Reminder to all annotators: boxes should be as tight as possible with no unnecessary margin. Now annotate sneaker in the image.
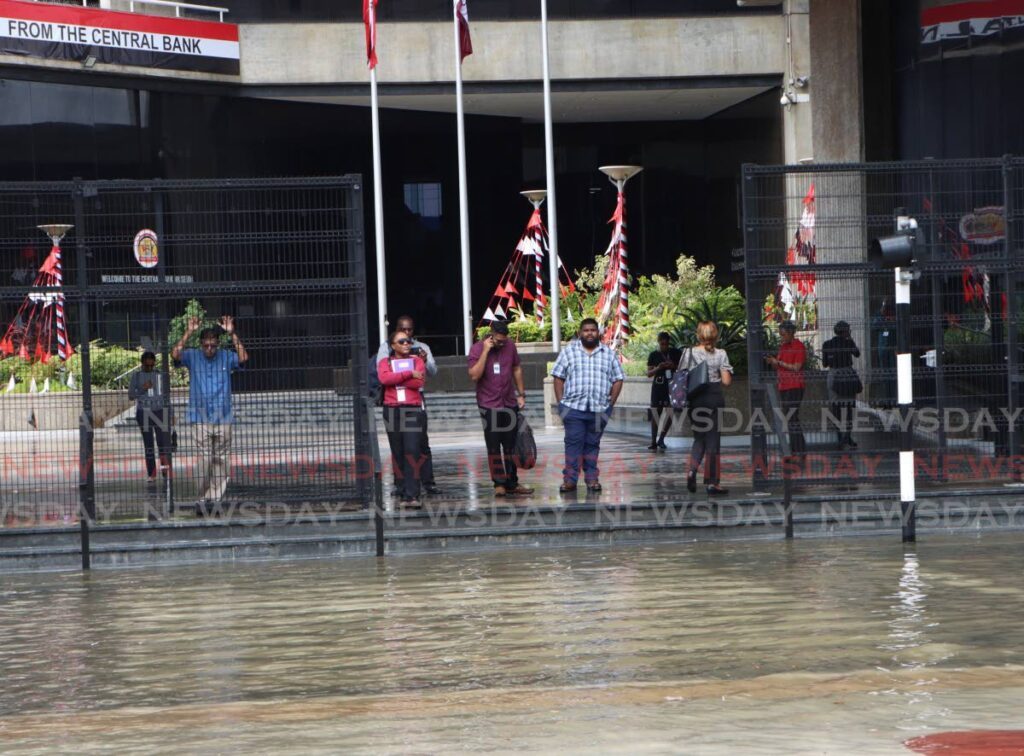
[507,485,534,496]
[494,485,508,497]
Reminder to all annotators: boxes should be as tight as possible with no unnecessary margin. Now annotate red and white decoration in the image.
[1,232,74,365]
[480,201,574,327]
[596,192,630,349]
[775,182,817,329]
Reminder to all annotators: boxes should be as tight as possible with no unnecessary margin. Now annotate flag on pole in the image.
[363,0,379,69]
[455,0,473,62]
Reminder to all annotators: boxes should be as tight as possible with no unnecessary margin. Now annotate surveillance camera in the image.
[780,93,792,106]
[794,76,809,88]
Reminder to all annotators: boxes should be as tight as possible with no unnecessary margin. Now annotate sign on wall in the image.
[0,0,239,75]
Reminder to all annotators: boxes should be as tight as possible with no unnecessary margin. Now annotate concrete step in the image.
[2,491,1020,572]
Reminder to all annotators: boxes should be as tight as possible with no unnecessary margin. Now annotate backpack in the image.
[668,349,709,411]
[367,353,384,406]
[513,412,537,470]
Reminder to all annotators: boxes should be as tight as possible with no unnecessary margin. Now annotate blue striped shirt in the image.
[180,348,240,423]
[550,339,625,413]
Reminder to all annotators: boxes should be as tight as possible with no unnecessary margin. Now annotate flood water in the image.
[1,535,1023,754]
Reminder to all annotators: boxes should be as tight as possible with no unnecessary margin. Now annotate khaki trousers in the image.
[194,423,233,502]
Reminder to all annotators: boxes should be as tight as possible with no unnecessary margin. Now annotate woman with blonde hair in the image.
[686,320,733,495]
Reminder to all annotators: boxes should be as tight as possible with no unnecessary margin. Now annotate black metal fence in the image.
[0,177,370,527]
[743,157,1023,492]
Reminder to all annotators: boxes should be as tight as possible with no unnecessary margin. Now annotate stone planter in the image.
[0,390,134,432]
[514,340,554,355]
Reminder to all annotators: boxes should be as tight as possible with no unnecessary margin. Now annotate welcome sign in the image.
[0,0,239,75]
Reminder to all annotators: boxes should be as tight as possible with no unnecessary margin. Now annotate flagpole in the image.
[370,64,388,345]
[540,0,561,351]
[454,4,473,354]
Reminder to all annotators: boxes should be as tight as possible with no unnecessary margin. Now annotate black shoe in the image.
[657,440,668,450]
[559,481,577,493]
[647,443,658,451]
[686,471,697,493]
[423,485,442,496]
[586,481,602,492]
[846,437,858,449]
[706,485,729,496]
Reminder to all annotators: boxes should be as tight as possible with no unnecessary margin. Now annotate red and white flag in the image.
[455,0,473,62]
[363,0,378,69]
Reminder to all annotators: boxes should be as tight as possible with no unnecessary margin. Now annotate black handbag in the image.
[686,351,710,399]
[833,367,863,397]
[513,413,537,469]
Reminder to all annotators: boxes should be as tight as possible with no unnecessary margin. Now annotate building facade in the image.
[1,0,1021,349]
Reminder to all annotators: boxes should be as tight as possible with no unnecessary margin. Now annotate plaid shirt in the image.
[551,339,625,412]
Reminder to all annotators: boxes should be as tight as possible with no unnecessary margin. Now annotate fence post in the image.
[1004,157,1020,479]
[153,182,174,519]
[925,167,948,481]
[741,165,769,491]
[73,179,96,569]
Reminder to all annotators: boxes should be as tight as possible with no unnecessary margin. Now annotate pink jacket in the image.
[377,355,426,407]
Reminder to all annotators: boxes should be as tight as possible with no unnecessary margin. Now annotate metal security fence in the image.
[742,158,1024,492]
[0,177,370,527]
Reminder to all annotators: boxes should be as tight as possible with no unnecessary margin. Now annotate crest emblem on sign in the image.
[134,229,159,268]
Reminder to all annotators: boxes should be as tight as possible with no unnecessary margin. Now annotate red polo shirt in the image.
[777,339,806,391]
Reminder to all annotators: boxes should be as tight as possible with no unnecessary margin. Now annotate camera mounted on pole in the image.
[869,208,919,275]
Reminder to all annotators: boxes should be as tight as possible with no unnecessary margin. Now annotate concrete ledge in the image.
[4,489,1023,572]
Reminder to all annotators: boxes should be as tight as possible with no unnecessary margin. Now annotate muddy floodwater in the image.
[2,534,1023,754]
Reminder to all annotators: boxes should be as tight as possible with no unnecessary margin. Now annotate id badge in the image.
[396,387,407,403]
[666,370,673,380]
[493,362,501,375]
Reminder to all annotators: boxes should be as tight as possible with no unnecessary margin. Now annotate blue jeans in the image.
[560,404,609,483]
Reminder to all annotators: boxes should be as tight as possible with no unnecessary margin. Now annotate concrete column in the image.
[808,0,865,162]
[781,0,813,165]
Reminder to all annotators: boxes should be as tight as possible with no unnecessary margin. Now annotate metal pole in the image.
[895,265,916,542]
[73,181,96,569]
[154,186,173,520]
[370,63,388,345]
[540,0,561,351]
[1003,157,1020,479]
[454,4,473,354]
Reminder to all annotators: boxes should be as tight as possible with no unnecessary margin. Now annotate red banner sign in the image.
[0,0,239,74]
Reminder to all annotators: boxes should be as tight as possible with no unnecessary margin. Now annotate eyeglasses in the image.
[395,338,411,345]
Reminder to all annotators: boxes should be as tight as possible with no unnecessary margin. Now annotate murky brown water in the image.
[1,535,1023,754]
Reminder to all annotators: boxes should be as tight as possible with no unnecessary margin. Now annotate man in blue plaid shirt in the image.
[551,318,625,493]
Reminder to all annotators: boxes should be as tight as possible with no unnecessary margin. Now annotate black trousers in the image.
[479,407,519,488]
[779,387,807,455]
[382,406,428,500]
[392,403,435,487]
[136,407,172,478]
[688,384,724,485]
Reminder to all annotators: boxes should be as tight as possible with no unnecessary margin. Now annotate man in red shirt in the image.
[766,320,806,455]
